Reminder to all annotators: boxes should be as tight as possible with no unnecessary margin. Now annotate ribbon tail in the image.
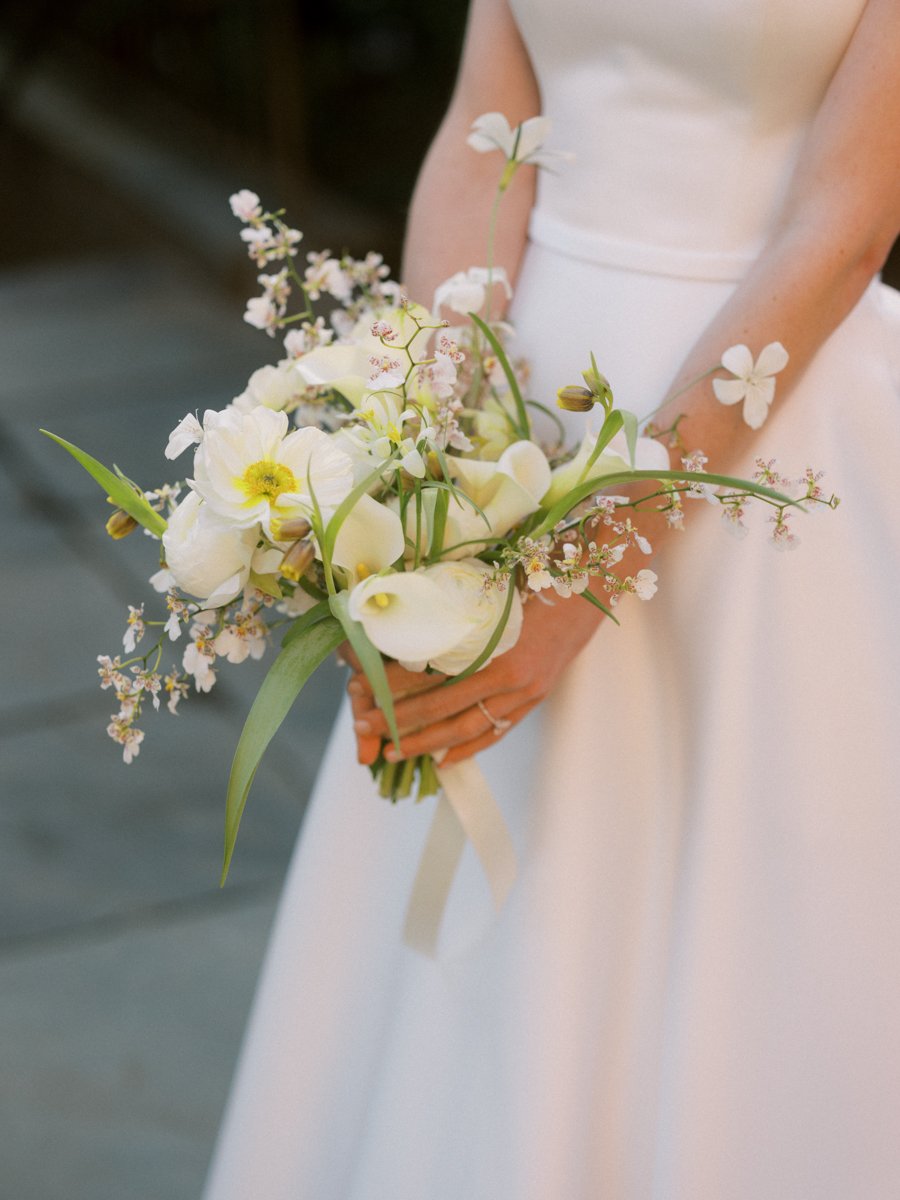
[402,757,518,957]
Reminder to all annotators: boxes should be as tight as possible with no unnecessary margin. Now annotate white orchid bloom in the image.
[165,413,204,461]
[712,342,789,429]
[231,360,305,414]
[420,559,523,676]
[347,570,471,666]
[542,428,670,508]
[228,190,262,222]
[633,569,659,600]
[163,491,260,608]
[433,267,512,317]
[191,405,354,538]
[341,391,428,479]
[331,494,405,585]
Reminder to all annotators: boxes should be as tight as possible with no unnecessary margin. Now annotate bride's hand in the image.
[347,589,604,767]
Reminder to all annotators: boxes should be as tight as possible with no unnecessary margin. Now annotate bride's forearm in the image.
[658,219,894,470]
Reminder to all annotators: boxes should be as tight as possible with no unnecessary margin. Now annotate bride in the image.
[205,0,900,1195]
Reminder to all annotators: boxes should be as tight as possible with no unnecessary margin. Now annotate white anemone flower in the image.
[347,570,471,666]
[712,342,789,429]
[433,267,512,317]
[467,113,572,171]
[331,494,405,585]
[419,559,523,676]
[191,406,354,538]
[542,429,670,508]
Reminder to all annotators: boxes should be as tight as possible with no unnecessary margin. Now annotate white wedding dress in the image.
[205,1,900,1196]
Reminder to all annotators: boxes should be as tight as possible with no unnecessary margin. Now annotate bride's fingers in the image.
[354,660,526,739]
[382,689,530,760]
[438,699,542,766]
[347,660,445,705]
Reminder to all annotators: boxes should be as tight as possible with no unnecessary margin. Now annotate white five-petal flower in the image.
[467,113,569,170]
[712,342,789,429]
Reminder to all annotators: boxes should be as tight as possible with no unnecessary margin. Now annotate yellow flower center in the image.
[372,593,391,609]
[238,459,298,504]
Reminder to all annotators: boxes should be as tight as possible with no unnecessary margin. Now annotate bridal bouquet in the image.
[43,113,837,884]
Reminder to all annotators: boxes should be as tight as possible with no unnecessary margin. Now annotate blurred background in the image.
[0,2,466,1197]
[1,3,897,1197]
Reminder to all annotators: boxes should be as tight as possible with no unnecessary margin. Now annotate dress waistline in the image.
[528,209,758,283]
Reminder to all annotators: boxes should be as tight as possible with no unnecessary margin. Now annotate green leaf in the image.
[328,590,400,749]
[469,314,530,439]
[40,430,167,537]
[428,484,450,559]
[442,574,516,684]
[620,409,639,467]
[221,614,343,884]
[532,467,796,539]
[578,587,620,624]
[587,408,624,467]
[281,598,334,647]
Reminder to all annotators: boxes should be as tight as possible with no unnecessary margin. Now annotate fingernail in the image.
[347,680,364,695]
[385,748,399,762]
[354,719,371,734]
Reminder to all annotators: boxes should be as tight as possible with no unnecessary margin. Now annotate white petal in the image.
[754,341,789,377]
[331,495,405,577]
[514,116,552,162]
[712,377,749,405]
[466,112,513,155]
[720,344,754,378]
[347,572,470,662]
[496,440,552,504]
[165,413,203,460]
[742,380,775,429]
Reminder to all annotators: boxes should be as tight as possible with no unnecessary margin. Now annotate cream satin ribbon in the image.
[402,757,518,957]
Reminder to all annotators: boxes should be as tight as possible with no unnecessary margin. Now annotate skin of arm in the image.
[349,0,900,767]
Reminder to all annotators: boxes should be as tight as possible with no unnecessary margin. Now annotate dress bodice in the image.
[510,0,867,278]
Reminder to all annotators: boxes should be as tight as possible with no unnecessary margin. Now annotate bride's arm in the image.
[351,0,900,767]
[399,0,539,303]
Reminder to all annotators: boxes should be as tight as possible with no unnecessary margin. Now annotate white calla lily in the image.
[331,494,405,584]
[347,570,471,665]
[542,428,670,508]
[439,440,552,557]
[293,341,373,406]
[422,559,523,675]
